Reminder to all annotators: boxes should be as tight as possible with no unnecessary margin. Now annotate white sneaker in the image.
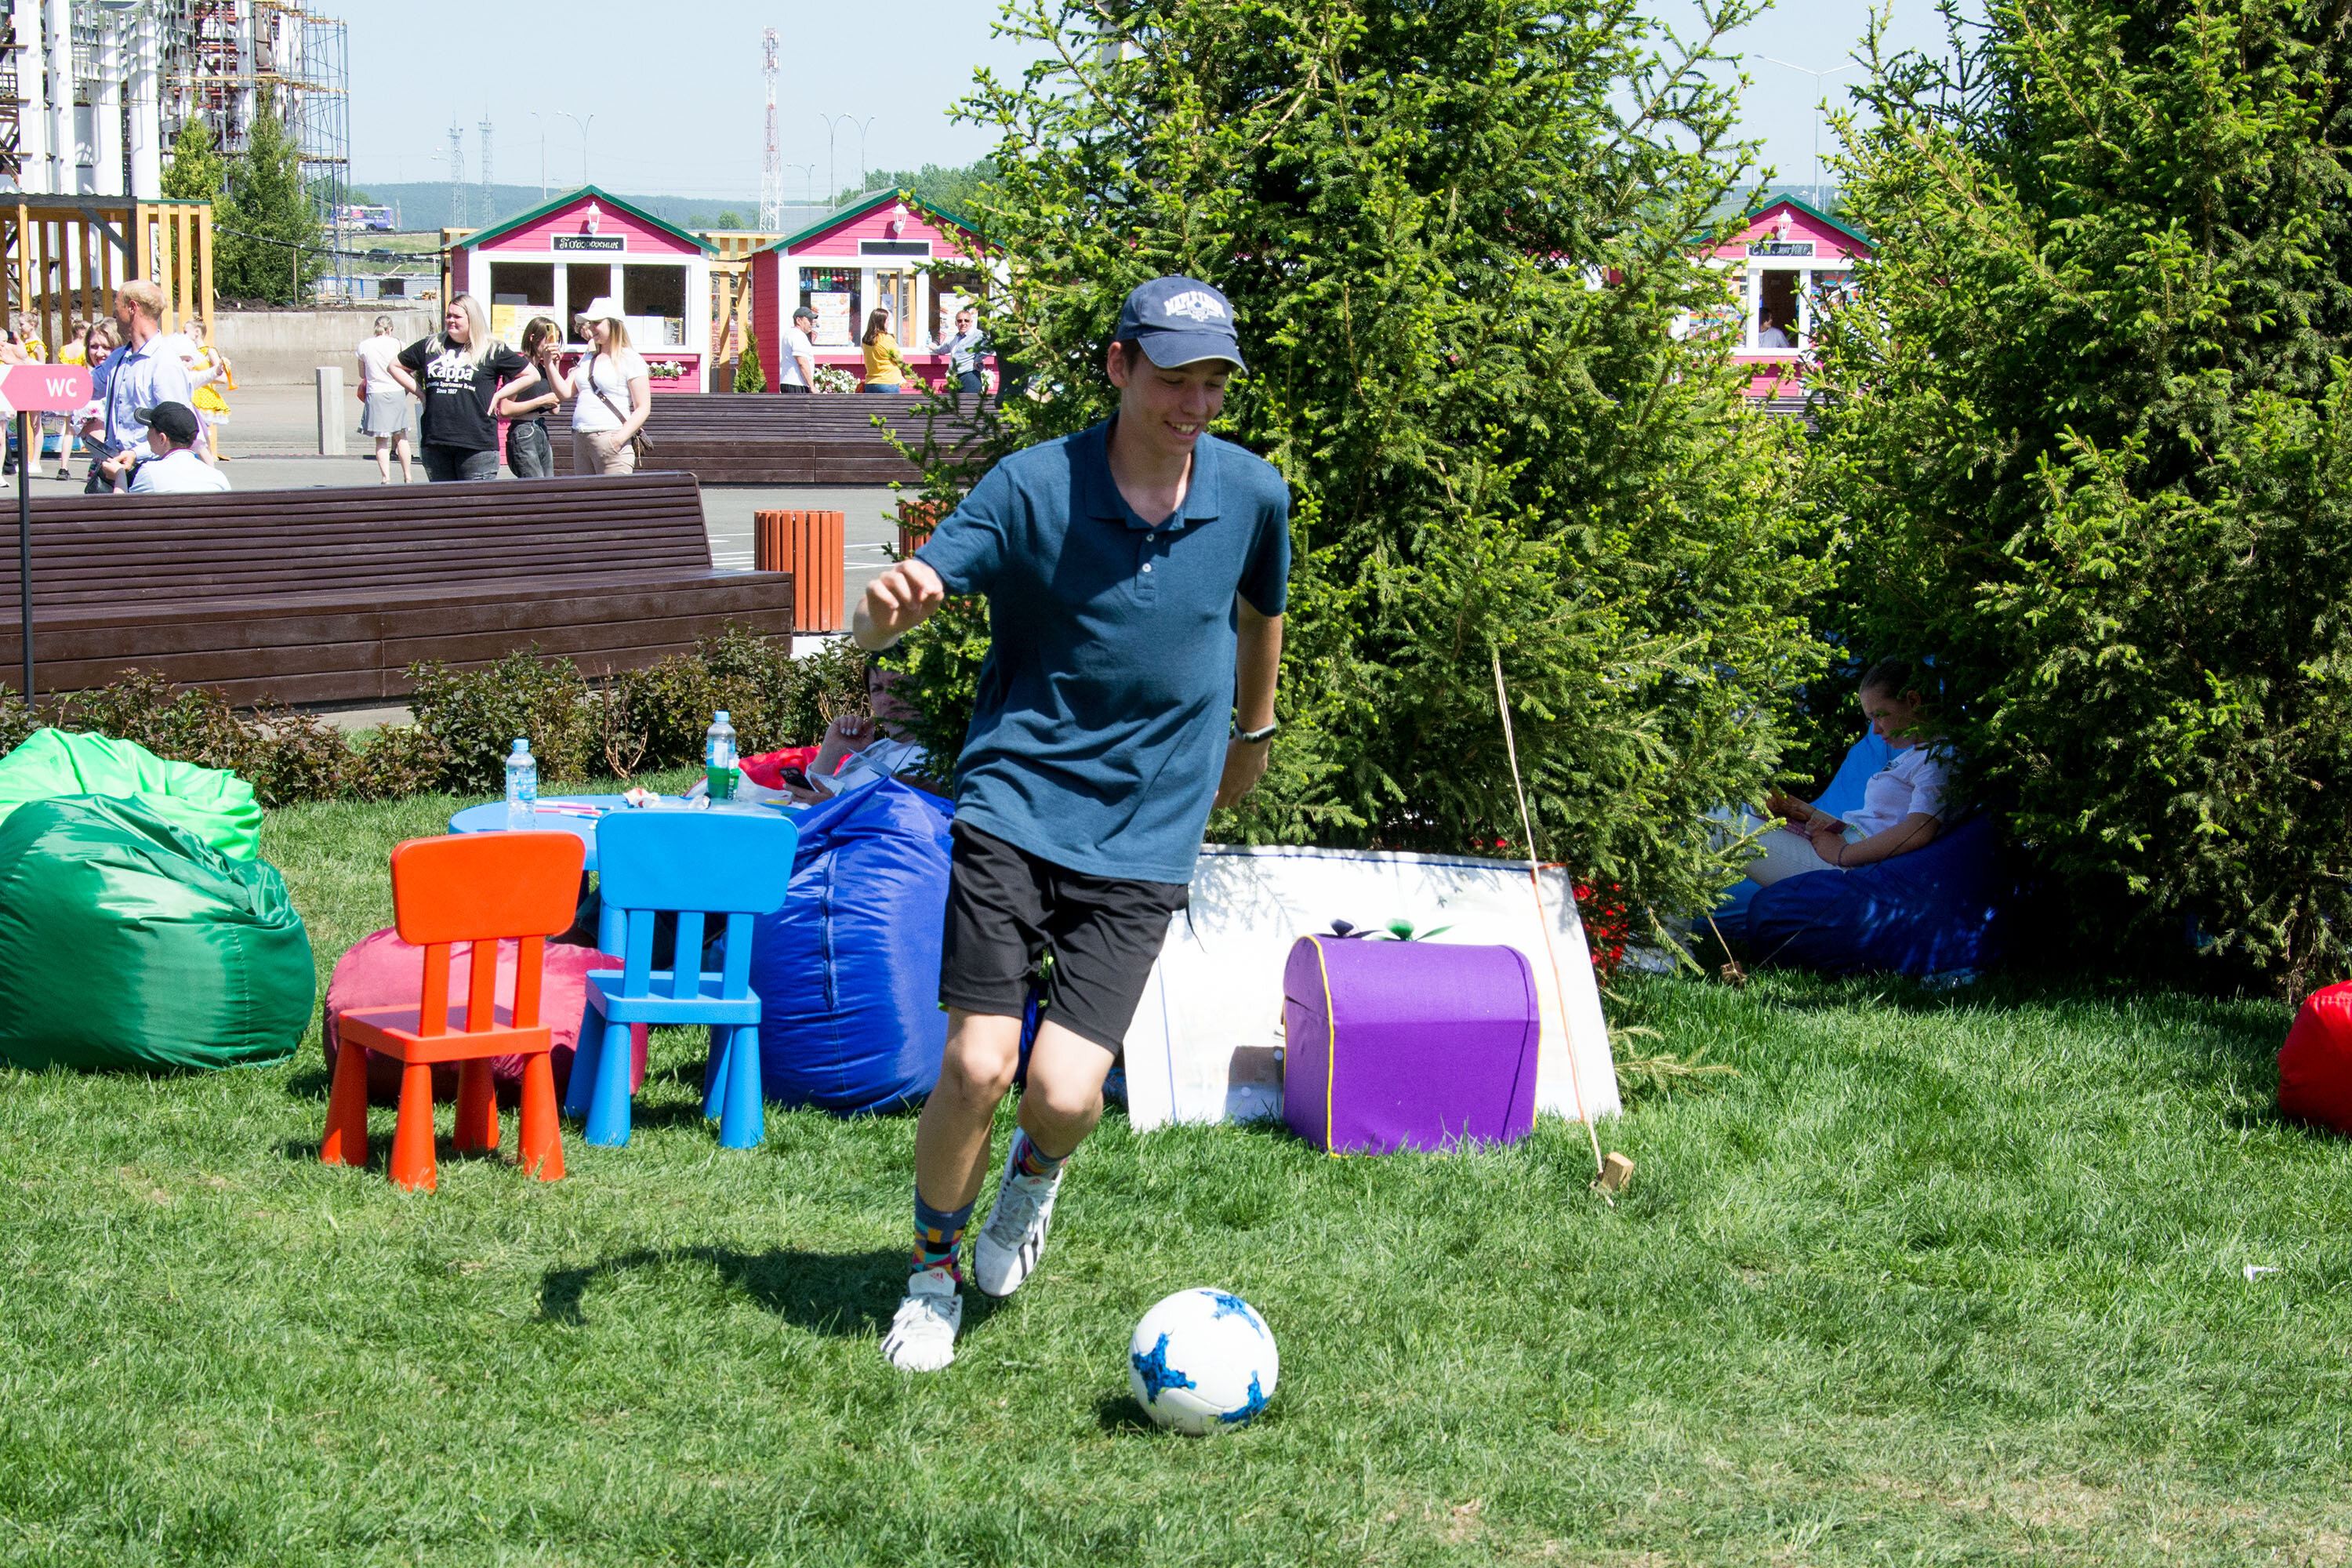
[880,1266,963,1372]
[972,1142,1064,1299]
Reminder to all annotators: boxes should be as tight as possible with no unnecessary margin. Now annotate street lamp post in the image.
[1757,56,1861,201]
[817,114,880,204]
[528,111,547,200]
[816,114,849,204]
[851,116,876,194]
[555,111,594,187]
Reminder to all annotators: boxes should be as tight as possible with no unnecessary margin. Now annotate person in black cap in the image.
[122,400,228,494]
[854,275,1290,1373]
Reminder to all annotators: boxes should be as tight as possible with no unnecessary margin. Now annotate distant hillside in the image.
[346,182,830,234]
[343,158,996,236]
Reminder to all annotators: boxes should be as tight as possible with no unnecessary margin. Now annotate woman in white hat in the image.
[546,296,649,475]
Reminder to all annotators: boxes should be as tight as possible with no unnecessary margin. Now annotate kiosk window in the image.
[1756,270,1798,344]
[622,265,686,320]
[566,264,613,339]
[488,261,554,307]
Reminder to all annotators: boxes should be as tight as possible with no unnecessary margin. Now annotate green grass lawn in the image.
[2,789,2349,1564]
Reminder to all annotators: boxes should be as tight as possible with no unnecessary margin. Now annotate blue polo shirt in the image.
[914,419,1290,884]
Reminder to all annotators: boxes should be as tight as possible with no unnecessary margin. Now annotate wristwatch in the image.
[1233,720,1279,745]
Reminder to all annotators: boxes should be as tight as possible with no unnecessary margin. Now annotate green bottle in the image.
[704,710,739,802]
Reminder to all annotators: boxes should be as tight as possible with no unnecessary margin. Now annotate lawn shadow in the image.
[273,1132,528,1172]
[537,1245,913,1337]
[1094,1390,1162,1435]
[1225,1112,1309,1147]
[624,1097,727,1131]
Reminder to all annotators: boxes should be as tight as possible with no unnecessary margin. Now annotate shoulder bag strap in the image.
[586,350,652,456]
[586,350,631,425]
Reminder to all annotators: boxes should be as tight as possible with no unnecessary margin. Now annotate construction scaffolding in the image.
[0,9,18,186]
[160,1,350,293]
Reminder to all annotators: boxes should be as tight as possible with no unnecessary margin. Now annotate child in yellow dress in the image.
[186,318,234,464]
[5,311,58,477]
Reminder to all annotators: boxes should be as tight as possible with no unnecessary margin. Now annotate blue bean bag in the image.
[1743,814,2013,978]
[750,779,954,1115]
[1713,731,1892,939]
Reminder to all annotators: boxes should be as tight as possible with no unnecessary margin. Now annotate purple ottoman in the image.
[1282,935,1541,1154]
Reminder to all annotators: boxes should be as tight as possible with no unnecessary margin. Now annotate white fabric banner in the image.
[1122,844,1621,1132]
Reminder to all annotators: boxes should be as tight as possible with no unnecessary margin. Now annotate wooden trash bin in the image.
[896,497,946,561]
[753,509,845,633]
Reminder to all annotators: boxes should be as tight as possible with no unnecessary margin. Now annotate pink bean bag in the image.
[2279,980,2352,1132]
[322,928,646,1107]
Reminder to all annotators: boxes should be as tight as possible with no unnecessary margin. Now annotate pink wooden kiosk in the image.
[746,192,992,391]
[447,186,719,394]
[1686,196,1871,401]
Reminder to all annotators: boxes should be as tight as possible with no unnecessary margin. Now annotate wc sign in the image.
[0,364,91,411]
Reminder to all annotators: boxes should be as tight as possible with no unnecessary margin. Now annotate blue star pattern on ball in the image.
[1130,1333,1196,1403]
[1207,1290,1261,1330]
[1218,1371,1269,1425]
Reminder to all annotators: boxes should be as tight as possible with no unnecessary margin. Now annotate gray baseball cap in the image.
[1115,275,1246,371]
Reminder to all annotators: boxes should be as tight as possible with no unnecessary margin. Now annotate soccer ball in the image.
[1127,1287,1279,1435]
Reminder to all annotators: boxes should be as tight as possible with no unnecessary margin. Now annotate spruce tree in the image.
[214,88,323,304]
[1812,0,2352,995]
[160,119,223,203]
[888,0,1832,931]
[735,330,768,393]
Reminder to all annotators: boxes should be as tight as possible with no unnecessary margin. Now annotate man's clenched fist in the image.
[853,558,948,650]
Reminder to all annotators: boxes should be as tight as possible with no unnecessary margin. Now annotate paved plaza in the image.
[188,383,905,587]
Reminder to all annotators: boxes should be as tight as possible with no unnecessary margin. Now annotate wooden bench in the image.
[548,394,996,486]
[0,471,797,706]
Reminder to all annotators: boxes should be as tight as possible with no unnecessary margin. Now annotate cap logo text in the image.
[1160,290,1229,325]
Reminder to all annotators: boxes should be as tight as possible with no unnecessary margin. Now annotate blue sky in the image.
[348,2,1971,203]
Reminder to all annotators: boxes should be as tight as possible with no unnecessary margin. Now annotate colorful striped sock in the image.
[913,1189,973,1279]
[1011,1128,1069,1182]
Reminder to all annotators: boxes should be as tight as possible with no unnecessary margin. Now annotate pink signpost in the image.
[3,361,93,701]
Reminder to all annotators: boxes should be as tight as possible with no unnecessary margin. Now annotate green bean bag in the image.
[0,729,263,860]
[0,797,313,1072]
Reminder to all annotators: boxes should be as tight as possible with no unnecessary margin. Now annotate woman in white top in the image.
[354,314,413,484]
[1730,659,1953,887]
[547,296,649,476]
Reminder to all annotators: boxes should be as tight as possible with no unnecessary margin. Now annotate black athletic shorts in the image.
[938,820,1189,1053]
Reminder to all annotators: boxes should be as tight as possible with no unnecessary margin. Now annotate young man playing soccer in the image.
[854,276,1290,1372]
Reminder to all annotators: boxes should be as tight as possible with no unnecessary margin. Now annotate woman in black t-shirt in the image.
[389,293,537,481]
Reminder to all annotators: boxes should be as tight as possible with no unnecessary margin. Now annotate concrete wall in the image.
[212,308,439,387]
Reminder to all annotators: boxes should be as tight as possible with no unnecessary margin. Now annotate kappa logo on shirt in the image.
[1160,290,1229,325]
[423,348,479,390]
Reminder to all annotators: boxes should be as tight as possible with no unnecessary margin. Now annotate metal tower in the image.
[759,28,782,230]
[477,110,492,222]
[446,118,466,227]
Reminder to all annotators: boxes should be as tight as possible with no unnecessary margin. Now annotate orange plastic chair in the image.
[321,831,586,1191]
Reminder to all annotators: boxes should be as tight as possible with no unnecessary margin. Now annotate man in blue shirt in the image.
[855,276,1289,1372]
[79,280,192,494]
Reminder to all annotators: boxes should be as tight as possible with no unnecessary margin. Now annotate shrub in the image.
[407,649,601,795]
[64,672,251,774]
[734,332,767,394]
[237,703,356,808]
[1811,0,2352,997]
[0,627,850,807]
[46,675,350,807]
[604,628,866,775]
[345,723,452,802]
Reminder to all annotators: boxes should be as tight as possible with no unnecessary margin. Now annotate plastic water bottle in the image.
[505,739,537,827]
[704,710,739,803]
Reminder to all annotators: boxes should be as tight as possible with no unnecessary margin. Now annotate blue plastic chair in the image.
[565,809,799,1149]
